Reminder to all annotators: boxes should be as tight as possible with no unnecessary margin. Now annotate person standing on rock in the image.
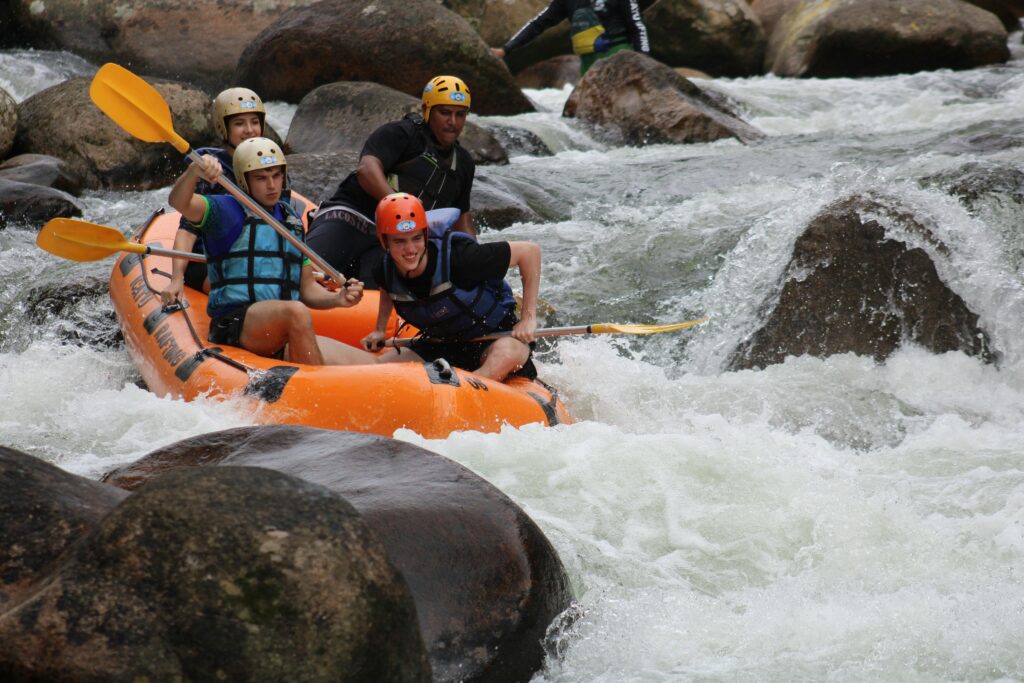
[305,76,477,290]
[361,193,539,382]
[162,87,269,302]
[168,137,375,366]
[491,0,650,76]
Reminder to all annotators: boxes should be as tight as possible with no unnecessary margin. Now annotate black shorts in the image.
[209,305,285,359]
[208,306,249,347]
[407,314,537,379]
[306,208,384,289]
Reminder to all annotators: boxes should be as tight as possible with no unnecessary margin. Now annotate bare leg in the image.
[316,335,379,365]
[474,338,530,381]
[374,348,425,364]
[240,300,323,364]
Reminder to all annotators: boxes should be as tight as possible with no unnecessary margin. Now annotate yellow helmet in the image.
[212,87,265,142]
[422,75,471,122]
[232,137,287,194]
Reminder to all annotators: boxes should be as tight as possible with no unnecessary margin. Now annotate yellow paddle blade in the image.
[89,63,190,153]
[590,318,708,335]
[36,218,143,262]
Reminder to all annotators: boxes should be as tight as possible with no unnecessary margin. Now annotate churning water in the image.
[4,41,1024,681]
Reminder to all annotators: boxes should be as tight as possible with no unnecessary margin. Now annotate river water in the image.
[4,41,1024,681]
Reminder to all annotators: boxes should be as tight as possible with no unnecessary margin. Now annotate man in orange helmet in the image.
[307,75,477,290]
[361,193,540,382]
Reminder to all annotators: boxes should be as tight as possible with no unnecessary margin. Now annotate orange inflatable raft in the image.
[108,202,573,438]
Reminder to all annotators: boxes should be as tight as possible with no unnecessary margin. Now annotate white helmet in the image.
[232,137,287,194]
[212,87,265,142]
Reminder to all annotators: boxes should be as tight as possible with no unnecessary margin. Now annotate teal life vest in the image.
[382,222,515,341]
[206,197,306,318]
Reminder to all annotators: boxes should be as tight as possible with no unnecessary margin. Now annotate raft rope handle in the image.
[132,211,258,377]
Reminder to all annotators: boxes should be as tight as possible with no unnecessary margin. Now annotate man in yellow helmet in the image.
[306,75,477,289]
[491,0,650,76]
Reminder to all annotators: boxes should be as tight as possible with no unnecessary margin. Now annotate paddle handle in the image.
[384,325,593,348]
[185,149,345,285]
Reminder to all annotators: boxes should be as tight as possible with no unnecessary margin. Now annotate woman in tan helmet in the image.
[162,87,268,304]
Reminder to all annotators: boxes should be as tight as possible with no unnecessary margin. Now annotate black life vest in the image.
[383,226,515,341]
[387,114,465,211]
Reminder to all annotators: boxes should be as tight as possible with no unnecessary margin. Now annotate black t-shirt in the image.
[325,117,476,219]
[374,238,511,299]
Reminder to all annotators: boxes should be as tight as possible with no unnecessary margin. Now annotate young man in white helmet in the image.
[163,87,267,302]
[167,137,375,366]
[305,75,477,290]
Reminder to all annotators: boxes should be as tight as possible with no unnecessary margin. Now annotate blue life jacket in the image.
[206,197,306,318]
[382,211,515,341]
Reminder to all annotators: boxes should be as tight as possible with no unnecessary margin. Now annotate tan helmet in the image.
[212,87,266,142]
[232,137,287,194]
[422,75,470,122]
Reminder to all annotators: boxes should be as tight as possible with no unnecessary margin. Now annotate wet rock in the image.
[21,277,122,349]
[286,81,508,166]
[0,88,15,160]
[0,465,430,682]
[235,0,535,116]
[14,77,217,191]
[0,178,83,228]
[730,195,995,370]
[473,171,544,230]
[443,0,552,47]
[482,123,554,158]
[104,425,574,683]
[0,154,83,194]
[1,0,315,89]
[963,0,1024,31]
[922,161,1024,213]
[515,55,581,89]
[564,50,763,146]
[646,0,767,76]
[287,151,360,204]
[749,0,798,40]
[766,0,1009,77]
[0,446,128,612]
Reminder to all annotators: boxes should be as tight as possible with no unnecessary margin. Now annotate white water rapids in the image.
[4,41,1024,680]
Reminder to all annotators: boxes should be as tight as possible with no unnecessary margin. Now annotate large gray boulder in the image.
[0,154,84,194]
[963,0,1024,30]
[0,456,430,682]
[646,0,767,76]
[766,0,1009,77]
[564,50,763,145]
[0,178,83,228]
[0,446,128,612]
[235,0,535,115]
[0,88,15,160]
[1,0,318,89]
[515,55,582,89]
[749,0,799,40]
[13,77,216,190]
[287,150,361,204]
[729,195,995,370]
[286,82,507,166]
[104,425,575,683]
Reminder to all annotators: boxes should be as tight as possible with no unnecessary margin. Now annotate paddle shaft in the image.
[185,150,344,284]
[384,325,595,347]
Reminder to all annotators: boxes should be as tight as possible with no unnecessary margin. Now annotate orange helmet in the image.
[376,192,427,248]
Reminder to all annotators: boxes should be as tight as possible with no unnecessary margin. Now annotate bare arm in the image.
[507,241,541,342]
[299,265,364,309]
[362,291,395,350]
[355,155,396,201]
[169,155,220,224]
[159,229,199,304]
